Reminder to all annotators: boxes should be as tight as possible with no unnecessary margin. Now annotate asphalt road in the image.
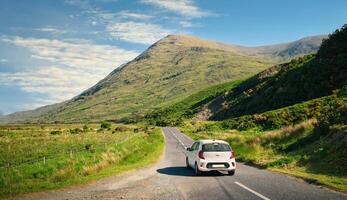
[11,127,347,200]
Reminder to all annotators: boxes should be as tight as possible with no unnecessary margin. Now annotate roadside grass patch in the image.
[180,119,347,192]
[0,124,164,197]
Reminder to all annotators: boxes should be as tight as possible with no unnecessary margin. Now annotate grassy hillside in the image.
[201,26,347,121]
[2,35,275,124]
[145,80,241,125]
[0,123,163,197]
[142,33,332,125]
[1,34,325,124]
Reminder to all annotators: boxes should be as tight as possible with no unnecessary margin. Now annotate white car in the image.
[186,139,236,175]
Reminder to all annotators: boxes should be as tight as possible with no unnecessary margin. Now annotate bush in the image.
[85,144,95,153]
[83,125,89,131]
[50,130,62,135]
[114,126,130,132]
[100,122,111,129]
[69,128,83,134]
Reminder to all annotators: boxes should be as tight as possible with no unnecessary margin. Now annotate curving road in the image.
[12,127,347,200]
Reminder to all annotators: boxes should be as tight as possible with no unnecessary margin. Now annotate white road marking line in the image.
[235,181,271,200]
[166,128,187,149]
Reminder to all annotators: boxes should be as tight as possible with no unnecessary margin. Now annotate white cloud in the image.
[179,20,201,28]
[116,10,153,20]
[34,27,69,34]
[2,36,139,71]
[0,67,100,103]
[0,59,8,63]
[141,0,210,18]
[0,36,139,107]
[107,21,174,44]
[65,0,175,44]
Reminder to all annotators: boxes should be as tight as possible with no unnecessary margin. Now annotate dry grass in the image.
[264,118,317,139]
[52,167,75,182]
[82,151,122,176]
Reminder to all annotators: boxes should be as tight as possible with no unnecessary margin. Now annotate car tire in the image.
[228,170,235,176]
[186,157,190,168]
[194,163,201,176]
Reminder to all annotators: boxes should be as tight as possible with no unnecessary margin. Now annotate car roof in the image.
[197,139,229,145]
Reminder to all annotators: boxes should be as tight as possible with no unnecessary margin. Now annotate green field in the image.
[0,123,164,197]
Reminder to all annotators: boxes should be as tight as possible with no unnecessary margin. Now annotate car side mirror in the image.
[186,147,191,151]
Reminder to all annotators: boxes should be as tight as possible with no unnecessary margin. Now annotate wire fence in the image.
[0,132,142,169]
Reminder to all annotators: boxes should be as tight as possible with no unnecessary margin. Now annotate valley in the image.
[0,10,346,199]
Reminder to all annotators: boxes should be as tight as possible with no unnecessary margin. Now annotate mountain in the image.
[147,25,346,126]
[235,35,326,61]
[206,34,345,121]
[1,34,325,124]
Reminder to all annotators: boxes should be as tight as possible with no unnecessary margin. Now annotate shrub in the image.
[114,126,130,132]
[100,122,111,129]
[85,144,95,153]
[50,130,62,135]
[69,128,83,134]
[83,125,89,131]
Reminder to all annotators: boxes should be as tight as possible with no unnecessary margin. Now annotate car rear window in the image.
[202,143,231,152]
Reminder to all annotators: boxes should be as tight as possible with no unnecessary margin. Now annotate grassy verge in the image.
[0,124,164,198]
[180,120,347,192]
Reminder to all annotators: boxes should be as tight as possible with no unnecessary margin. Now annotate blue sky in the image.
[0,0,346,115]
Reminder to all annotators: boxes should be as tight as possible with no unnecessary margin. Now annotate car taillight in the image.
[230,150,235,159]
[198,150,205,159]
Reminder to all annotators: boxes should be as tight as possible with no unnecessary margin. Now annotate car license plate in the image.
[213,164,224,168]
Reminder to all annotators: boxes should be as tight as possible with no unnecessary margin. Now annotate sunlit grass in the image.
[180,119,347,192]
[0,124,164,197]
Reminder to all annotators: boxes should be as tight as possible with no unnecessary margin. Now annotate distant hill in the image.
[1,34,325,124]
[235,35,326,61]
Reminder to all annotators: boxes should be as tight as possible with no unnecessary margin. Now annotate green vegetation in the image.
[209,26,347,120]
[145,80,241,126]
[201,88,347,131]
[180,117,347,192]
[100,121,111,129]
[0,124,164,197]
[179,90,347,191]
[167,24,347,192]
[1,35,276,124]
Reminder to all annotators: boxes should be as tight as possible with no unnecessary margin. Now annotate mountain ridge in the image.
[0,34,325,123]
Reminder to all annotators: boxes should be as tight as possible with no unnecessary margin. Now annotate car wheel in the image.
[228,170,235,176]
[194,163,201,176]
[186,157,190,168]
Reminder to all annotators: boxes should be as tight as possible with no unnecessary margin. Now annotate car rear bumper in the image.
[198,159,236,171]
